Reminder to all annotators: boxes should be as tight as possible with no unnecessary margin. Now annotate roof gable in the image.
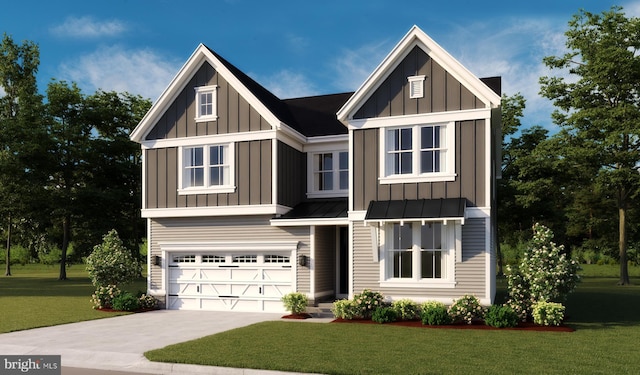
[337,25,501,123]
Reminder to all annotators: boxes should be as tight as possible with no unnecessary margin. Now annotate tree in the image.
[540,7,640,285]
[85,229,139,288]
[0,34,45,276]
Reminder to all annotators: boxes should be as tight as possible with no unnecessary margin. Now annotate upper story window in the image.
[194,85,218,122]
[380,122,455,184]
[308,151,348,198]
[179,143,235,195]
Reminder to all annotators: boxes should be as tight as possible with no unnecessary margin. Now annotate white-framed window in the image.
[178,143,235,194]
[308,150,348,198]
[407,75,426,99]
[380,221,456,287]
[194,85,218,122]
[380,122,455,183]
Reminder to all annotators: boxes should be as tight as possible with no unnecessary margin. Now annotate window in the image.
[194,85,218,121]
[407,75,425,99]
[382,221,455,287]
[179,143,235,194]
[381,123,455,183]
[308,151,348,197]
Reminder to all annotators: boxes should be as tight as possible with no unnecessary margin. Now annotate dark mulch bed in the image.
[97,308,158,313]
[282,313,313,319]
[331,318,574,332]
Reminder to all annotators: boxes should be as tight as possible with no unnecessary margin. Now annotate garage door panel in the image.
[169,267,198,280]
[262,269,292,282]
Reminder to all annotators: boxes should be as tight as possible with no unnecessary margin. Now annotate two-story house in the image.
[130,25,501,312]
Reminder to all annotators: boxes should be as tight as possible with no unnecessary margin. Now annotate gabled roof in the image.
[337,25,502,123]
[130,45,348,143]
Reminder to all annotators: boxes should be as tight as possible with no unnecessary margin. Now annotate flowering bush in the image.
[332,299,359,320]
[448,295,484,324]
[86,230,140,288]
[532,301,565,326]
[353,289,385,319]
[91,284,122,309]
[506,223,580,320]
[138,294,159,310]
[391,299,420,320]
[372,307,398,324]
[281,292,308,315]
[420,301,451,326]
[484,304,519,328]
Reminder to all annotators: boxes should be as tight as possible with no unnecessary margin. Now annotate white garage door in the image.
[167,252,294,312]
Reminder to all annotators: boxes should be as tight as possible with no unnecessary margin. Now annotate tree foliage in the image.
[539,6,640,284]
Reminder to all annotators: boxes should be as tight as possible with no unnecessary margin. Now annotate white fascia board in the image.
[131,44,285,143]
[141,204,291,218]
[158,240,300,252]
[303,135,348,153]
[347,108,492,130]
[270,217,350,227]
[337,26,501,123]
[140,129,276,149]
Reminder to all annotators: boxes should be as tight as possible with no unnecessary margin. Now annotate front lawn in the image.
[0,264,146,333]
[145,266,640,375]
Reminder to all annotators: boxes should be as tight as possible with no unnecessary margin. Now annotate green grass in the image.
[0,264,147,333]
[145,265,640,375]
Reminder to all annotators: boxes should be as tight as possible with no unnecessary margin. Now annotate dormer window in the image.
[408,75,425,99]
[194,85,218,122]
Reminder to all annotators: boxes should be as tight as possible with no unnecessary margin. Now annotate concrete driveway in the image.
[0,310,323,374]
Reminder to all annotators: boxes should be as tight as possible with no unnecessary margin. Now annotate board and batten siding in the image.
[277,141,306,208]
[353,46,483,120]
[351,218,487,300]
[145,61,270,141]
[145,139,272,209]
[352,119,486,211]
[313,226,336,297]
[148,216,311,295]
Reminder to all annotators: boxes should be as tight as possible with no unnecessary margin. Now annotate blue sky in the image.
[1,0,636,129]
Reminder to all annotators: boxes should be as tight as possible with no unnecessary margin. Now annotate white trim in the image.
[194,85,218,122]
[310,226,315,298]
[347,108,492,130]
[307,150,349,198]
[270,217,349,227]
[141,204,291,218]
[337,25,500,123]
[466,206,490,218]
[146,218,152,293]
[379,173,456,184]
[408,75,425,99]
[141,130,275,149]
[271,137,278,209]
[303,134,348,151]
[158,240,300,252]
[349,210,367,221]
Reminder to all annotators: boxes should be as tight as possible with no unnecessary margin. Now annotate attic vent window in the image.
[408,75,426,99]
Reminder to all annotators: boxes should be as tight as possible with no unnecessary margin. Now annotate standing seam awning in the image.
[364,198,466,224]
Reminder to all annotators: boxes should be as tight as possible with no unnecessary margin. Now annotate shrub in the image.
[112,291,141,311]
[420,301,451,325]
[86,230,140,288]
[91,285,122,309]
[332,299,359,320]
[391,299,420,321]
[532,301,565,326]
[281,292,308,315]
[352,289,385,319]
[506,223,580,320]
[484,304,519,328]
[448,295,484,324]
[138,293,159,310]
[372,307,398,324]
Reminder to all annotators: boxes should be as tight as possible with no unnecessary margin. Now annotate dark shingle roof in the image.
[206,46,350,137]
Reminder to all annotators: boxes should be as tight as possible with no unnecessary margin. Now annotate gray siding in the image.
[145,139,272,209]
[277,141,306,207]
[313,226,336,295]
[351,218,487,300]
[354,46,482,119]
[149,216,311,294]
[352,120,486,211]
[146,62,270,140]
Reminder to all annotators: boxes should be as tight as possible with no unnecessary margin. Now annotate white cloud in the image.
[51,16,127,38]
[330,39,393,92]
[257,69,319,99]
[59,46,181,101]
